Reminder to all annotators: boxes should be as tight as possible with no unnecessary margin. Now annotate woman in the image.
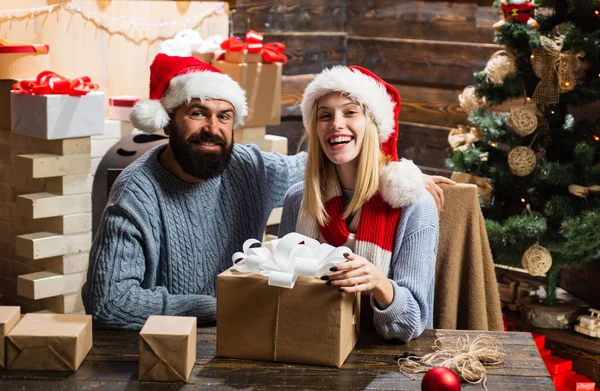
[278,66,438,341]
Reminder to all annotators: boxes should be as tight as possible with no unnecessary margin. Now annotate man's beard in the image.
[169,128,234,180]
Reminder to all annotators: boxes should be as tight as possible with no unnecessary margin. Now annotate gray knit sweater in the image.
[278,182,438,341]
[82,144,306,330]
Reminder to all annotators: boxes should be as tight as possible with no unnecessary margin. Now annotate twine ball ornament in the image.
[508,147,536,176]
[522,245,552,276]
[483,51,517,84]
[459,86,485,115]
[506,106,538,136]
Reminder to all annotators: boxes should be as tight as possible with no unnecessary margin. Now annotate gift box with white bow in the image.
[216,233,360,367]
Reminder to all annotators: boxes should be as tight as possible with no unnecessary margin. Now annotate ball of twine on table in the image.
[397,334,505,391]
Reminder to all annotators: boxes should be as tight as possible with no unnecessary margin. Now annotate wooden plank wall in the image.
[231,0,501,174]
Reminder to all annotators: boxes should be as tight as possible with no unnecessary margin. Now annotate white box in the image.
[11,91,105,140]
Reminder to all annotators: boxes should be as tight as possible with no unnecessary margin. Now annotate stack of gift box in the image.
[0,41,102,314]
[529,332,598,390]
[211,30,288,155]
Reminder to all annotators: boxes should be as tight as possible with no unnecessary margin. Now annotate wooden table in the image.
[1,328,554,390]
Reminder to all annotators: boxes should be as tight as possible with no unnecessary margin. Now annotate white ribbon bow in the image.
[231,232,352,289]
[160,29,223,56]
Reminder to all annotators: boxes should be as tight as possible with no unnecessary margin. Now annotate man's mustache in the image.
[187,132,226,147]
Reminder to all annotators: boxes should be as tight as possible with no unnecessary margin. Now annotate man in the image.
[83,53,452,329]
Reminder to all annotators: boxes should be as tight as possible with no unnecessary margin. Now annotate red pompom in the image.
[421,367,461,391]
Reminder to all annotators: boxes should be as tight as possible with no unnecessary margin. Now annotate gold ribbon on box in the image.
[232,232,350,289]
[531,36,584,106]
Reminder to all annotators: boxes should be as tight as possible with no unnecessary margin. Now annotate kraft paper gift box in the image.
[217,267,360,367]
[224,50,262,64]
[6,313,92,371]
[139,315,197,382]
[0,44,49,80]
[211,61,281,127]
[0,306,21,369]
[11,91,105,140]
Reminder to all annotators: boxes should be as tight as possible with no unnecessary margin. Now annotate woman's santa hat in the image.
[300,65,424,208]
[130,53,248,133]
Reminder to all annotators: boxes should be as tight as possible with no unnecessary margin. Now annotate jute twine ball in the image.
[522,245,552,276]
[506,106,538,137]
[508,147,536,176]
[484,51,517,84]
[459,86,485,115]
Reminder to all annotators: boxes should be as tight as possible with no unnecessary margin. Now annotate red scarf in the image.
[297,180,401,276]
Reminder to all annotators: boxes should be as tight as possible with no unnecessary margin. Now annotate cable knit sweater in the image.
[82,144,306,330]
[278,182,438,341]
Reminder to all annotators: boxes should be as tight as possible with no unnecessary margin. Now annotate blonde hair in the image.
[301,100,385,226]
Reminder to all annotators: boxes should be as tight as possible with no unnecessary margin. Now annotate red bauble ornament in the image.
[421,367,461,391]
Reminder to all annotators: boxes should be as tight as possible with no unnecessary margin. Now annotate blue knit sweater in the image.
[82,144,306,329]
[279,182,438,341]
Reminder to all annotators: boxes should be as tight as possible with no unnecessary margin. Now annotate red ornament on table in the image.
[421,367,461,391]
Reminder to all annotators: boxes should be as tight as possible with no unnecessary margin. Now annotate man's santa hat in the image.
[300,65,423,208]
[130,53,248,133]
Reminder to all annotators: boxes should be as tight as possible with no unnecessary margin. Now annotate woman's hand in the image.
[423,174,456,213]
[322,253,394,309]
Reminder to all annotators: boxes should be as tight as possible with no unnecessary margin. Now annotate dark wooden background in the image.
[230,0,502,176]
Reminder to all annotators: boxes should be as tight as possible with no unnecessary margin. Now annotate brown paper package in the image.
[211,61,282,127]
[139,315,197,382]
[6,313,92,371]
[0,306,21,369]
[217,268,360,367]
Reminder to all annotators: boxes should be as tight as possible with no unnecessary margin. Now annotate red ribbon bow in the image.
[220,30,288,65]
[12,71,99,96]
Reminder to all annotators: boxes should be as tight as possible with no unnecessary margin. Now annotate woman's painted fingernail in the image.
[338,288,345,292]
[320,275,329,281]
[330,267,337,272]
[343,252,350,258]
[326,280,332,286]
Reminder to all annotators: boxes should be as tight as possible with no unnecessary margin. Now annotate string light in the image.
[491,142,497,148]
[594,135,600,141]
[595,10,599,15]
[530,54,535,60]
[564,81,571,87]
[526,97,531,102]
[521,198,526,203]
[0,1,225,44]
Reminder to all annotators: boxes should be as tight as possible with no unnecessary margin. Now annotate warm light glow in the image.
[526,97,531,102]
[491,142,497,147]
[565,81,571,87]
[594,135,600,141]
[530,55,535,60]
[595,10,599,15]
[521,198,526,203]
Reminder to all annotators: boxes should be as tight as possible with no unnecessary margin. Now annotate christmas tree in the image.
[447,0,600,304]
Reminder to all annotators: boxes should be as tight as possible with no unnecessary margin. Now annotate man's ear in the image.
[163,113,176,136]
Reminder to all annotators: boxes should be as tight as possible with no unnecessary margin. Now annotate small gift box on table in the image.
[217,233,360,367]
[6,313,92,371]
[0,306,20,369]
[139,315,197,382]
[10,71,105,140]
[212,30,286,127]
[0,40,49,80]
